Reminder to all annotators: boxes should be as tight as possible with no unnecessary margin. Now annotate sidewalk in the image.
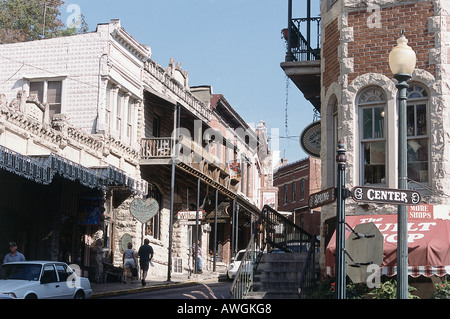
[91,270,227,298]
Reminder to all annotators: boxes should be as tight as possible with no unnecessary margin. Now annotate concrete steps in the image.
[244,253,309,299]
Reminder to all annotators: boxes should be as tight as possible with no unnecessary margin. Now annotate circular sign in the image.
[300,121,321,158]
[129,198,159,224]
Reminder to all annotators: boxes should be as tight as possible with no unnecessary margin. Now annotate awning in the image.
[326,214,450,278]
[0,146,147,195]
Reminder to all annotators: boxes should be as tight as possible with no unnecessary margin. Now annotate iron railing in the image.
[298,237,319,298]
[230,205,318,299]
[285,17,321,62]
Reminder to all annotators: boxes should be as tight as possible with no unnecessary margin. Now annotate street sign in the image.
[351,186,421,205]
[308,187,336,209]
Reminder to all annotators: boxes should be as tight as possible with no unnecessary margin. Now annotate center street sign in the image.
[351,186,421,205]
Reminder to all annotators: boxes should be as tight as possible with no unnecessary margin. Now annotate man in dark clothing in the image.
[138,238,154,286]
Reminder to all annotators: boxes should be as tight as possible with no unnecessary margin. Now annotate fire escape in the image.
[281,0,321,112]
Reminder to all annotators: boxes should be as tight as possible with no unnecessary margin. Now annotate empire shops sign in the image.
[351,186,421,206]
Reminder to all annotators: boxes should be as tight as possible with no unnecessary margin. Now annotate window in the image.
[326,98,338,187]
[292,182,296,202]
[41,265,57,283]
[359,87,386,185]
[29,80,62,119]
[284,184,288,205]
[300,179,305,200]
[127,99,133,143]
[55,264,71,282]
[116,92,123,136]
[105,85,112,129]
[406,84,429,184]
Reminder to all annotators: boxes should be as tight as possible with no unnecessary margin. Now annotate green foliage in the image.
[313,278,420,299]
[367,280,419,299]
[0,0,88,44]
[431,280,450,299]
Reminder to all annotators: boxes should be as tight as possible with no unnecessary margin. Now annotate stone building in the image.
[0,19,273,281]
[282,0,450,287]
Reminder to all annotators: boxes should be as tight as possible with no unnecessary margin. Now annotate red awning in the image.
[326,214,450,278]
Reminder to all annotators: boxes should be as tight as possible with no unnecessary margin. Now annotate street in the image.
[99,281,232,299]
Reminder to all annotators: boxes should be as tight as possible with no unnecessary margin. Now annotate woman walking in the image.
[122,242,137,283]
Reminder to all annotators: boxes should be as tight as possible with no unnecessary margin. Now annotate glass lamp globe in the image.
[389,34,417,76]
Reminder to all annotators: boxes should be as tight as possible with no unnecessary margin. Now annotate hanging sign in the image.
[300,121,321,158]
[130,198,159,223]
[176,210,205,225]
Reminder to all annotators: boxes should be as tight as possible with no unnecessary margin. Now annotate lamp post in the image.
[389,31,417,299]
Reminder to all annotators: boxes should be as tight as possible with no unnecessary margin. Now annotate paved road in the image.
[99,281,232,299]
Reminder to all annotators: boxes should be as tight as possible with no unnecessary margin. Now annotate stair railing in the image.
[298,236,320,298]
[230,205,316,299]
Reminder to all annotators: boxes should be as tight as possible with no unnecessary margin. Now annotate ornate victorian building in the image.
[0,19,274,280]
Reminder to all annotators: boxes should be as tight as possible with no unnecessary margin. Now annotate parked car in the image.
[0,261,92,299]
[226,249,262,281]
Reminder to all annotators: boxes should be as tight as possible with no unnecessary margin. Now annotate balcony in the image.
[140,137,239,195]
[281,12,321,112]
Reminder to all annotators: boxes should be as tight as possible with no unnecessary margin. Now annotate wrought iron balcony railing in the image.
[284,17,321,62]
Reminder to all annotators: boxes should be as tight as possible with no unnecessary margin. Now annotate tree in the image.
[0,0,88,44]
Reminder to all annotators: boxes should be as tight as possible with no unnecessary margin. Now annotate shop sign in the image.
[408,204,433,219]
[176,210,204,220]
[300,121,321,158]
[351,186,421,205]
[176,210,205,225]
[130,198,159,224]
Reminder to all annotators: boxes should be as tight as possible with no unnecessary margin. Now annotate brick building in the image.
[282,0,450,291]
[273,157,321,235]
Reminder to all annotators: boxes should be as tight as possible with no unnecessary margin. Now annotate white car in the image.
[0,261,92,299]
[226,250,261,281]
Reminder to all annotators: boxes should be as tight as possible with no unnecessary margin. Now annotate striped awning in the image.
[326,213,450,278]
[0,146,147,195]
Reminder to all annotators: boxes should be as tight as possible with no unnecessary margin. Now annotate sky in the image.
[60,0,321,164]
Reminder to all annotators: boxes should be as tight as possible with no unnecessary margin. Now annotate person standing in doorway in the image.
[122,242,137,284]
[138,238,154,286]
[3,242,25,264]
[193,241,203,274]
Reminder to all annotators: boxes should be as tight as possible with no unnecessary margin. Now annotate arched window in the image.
[406,83,429,185]
[358,86,386,185]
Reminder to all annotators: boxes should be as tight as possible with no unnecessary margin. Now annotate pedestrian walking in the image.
[138,238,154,286]
[122,242,137,284]
[3,242,25,264]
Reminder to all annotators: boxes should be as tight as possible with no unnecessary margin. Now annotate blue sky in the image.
[61,0,321,163]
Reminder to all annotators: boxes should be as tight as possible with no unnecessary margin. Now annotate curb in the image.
[92,277,223,298]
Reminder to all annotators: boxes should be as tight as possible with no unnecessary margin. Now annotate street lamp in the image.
[389,31,417,299]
